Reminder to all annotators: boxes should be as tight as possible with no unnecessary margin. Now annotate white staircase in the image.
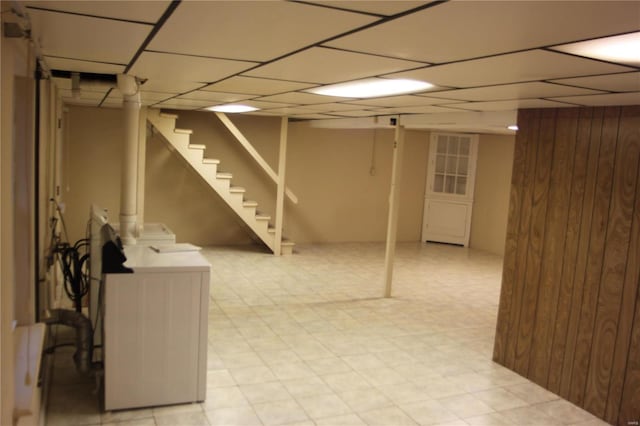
[147,108,294,255]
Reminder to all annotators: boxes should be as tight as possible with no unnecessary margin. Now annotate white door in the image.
[422,132,478,246]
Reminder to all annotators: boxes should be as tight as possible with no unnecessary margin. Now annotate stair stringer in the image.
[147,108,294,254]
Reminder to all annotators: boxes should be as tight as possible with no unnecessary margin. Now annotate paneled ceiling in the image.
[18,0,640,130]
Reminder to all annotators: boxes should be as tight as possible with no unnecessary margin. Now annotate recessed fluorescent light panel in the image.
[308,78,434,98]
[552,32,640,66]
[205,104,258,113]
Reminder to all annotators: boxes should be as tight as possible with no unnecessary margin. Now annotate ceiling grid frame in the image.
[18,0,639,132]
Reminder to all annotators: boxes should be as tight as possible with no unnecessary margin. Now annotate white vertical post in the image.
[117,74,140,245]
[136,106,147,236]
[274,116,288,256]
[384,123,405,298]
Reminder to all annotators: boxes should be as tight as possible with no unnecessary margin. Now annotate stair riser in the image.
[242,206,257,217]
[200,162,218,176]
[150,120,176,137]
[215,178,231,191]
[227,192,244,206]
[185,149,205,164]
[170,133,191,148]
[253,219,270,234]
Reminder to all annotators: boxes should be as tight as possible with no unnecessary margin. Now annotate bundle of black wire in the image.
[53,239,90,312]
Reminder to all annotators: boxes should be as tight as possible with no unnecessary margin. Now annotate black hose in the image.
[54,241,90,312]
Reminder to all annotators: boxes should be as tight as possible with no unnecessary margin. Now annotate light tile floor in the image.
[45,242,608,426]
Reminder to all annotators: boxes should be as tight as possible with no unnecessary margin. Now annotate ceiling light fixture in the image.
[308,78,434,98]
[206,104,258,113]
[553,32,640,66]
[507,125,519,131]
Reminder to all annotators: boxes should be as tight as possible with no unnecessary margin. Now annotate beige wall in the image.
[166,111,430,244]
[63,107,513,252]
[470,134,515,255]
[64,106,124,243]
[1,33,33,426]
[285,123,429,243]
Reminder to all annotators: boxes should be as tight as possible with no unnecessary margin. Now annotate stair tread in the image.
[229,187,245,193]
[217,172,233,179]
[203,158,220,164]
[159,112,179,119]
[243,200,258,207]
[189,144,206,149]
[266,228,295,244]
[267,228,294,242]
[255,214,271,220]
[175,128,193,134]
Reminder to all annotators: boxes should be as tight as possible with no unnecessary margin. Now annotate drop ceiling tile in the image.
[303,1,429,16]
[549,72,640,93]
[152,104,197,111]
[105,90,175,105]
[99,89,121,101]
[445,99,574,112]
[130,52,257,85]
[28,9,151,64]
[44,56,125,74]
[140,91,180,102]
[244,47,426,84]
[202,76,315,96]
[371,105,466,114]
[138,80,203,94]
[324,1,640,63]
[241,100,297,109]
[291,114,339,120]
[328,110,379,117]
[548,92,640,106]
[248,111,288,117]
[345,94,453,107]
[257,92,353,104]
[423,82,605,102]
[177,90,255,103]
[25,1,170,23]
[386,50,634,88]
[154,98,219,109]
[304,103,371,112]
[258,106,321,115]
[148,1,376,62]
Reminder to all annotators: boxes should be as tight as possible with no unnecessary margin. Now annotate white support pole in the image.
[136,106,147,236]
[274,117,288,256]
[383,123,405,298]
[117,74,140,245]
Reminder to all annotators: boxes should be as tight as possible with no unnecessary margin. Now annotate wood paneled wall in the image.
[493,106,640,425]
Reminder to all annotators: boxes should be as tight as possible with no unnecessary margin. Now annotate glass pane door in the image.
[431,134,472,196]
